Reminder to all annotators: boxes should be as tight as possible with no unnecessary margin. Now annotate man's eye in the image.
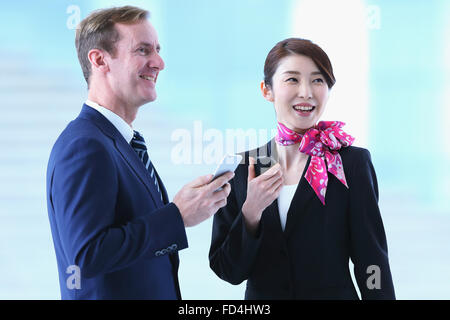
[138,48,149,54]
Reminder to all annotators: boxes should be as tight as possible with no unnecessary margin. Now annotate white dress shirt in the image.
[277,184,298,231]
[85,99,134,144]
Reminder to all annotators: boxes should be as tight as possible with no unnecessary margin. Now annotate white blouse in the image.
[277,184,298,231]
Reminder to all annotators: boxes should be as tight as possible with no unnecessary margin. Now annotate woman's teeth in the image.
[293,105,315,112]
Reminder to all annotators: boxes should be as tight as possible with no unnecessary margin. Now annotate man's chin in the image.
[137,94,157,107]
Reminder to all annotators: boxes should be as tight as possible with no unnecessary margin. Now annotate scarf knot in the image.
[275,121,355,205]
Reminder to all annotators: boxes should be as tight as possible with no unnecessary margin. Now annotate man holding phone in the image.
[46,6,233,299]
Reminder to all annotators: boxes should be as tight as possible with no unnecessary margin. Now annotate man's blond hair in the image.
[75,6,149,87]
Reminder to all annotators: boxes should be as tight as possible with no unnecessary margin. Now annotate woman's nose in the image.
[297,81,312,99]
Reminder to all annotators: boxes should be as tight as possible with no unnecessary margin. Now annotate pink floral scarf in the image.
[275,121,355,205]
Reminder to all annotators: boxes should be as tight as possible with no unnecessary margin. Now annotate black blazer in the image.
[209,139,395,300]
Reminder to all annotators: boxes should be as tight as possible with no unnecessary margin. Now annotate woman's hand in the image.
[242,157,284,234]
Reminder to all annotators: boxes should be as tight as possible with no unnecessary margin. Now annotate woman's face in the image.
[261,54,330,133]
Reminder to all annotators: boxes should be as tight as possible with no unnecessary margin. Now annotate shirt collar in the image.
[85,100,135,144]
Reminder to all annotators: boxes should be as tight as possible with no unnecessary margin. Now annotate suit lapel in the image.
[260,198,283,232]
[283,155,314,237]
[114,137,165,207]
[257,140,283,231]
[153,169,169,204]
[78,105,164,207]
[259,139,315,237]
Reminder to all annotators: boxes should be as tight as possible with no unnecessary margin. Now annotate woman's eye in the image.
[313,78,324,83]
[286,78,298,83]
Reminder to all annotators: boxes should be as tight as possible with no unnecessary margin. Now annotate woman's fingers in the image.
[258,163,282,181]
[248,157,256,182]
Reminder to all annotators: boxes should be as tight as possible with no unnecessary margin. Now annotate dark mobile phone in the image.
[255,156,276,176]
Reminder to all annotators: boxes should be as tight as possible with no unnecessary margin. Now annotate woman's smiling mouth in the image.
[293,103,316,116]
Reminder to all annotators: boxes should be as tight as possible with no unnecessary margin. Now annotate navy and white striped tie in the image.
[131,130,163,202]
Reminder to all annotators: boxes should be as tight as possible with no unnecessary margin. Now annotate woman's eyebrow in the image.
[282,70,323,75]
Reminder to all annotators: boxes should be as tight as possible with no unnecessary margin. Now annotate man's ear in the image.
[260,81,274,102]
[88,49,109,74]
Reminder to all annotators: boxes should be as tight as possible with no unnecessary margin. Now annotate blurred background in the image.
[0,0,449,299]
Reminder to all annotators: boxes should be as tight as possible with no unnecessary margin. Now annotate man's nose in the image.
[149,52,165,71]
[154,52,165,71]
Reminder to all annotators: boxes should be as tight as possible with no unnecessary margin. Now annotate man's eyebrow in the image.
[282,70,323,75]
[135,42,161,51]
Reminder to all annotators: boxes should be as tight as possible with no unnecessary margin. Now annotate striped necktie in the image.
[131,130,163,202]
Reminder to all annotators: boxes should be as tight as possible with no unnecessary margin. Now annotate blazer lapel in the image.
[78,105,164,207]
[260,198,283,233]
[114,137,165,207]
[283,155,314,238]
[154,169,170,204]
[257,140,283,231]
[260,138,315,237]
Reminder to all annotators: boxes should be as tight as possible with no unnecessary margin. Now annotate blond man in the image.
[46,6,233,299]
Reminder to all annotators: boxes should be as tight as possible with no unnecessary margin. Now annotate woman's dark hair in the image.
[263,38,336,89]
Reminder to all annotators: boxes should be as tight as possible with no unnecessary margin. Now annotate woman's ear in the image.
[260,81,274,102]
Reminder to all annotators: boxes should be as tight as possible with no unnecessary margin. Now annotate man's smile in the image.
[139,74,156,83]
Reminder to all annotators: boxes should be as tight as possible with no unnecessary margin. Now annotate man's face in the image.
[105,20,164,109]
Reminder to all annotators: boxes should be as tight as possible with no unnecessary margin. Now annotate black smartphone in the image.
[255,156,277,176]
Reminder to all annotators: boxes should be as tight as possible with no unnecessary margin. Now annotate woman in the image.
[209,38,395,300]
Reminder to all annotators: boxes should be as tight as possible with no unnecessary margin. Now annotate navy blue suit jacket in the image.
[209,139,395,299]
[46,105,188,299]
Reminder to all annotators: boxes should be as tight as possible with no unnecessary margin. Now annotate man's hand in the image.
[242,157,283,234]
[173,172,234,227]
